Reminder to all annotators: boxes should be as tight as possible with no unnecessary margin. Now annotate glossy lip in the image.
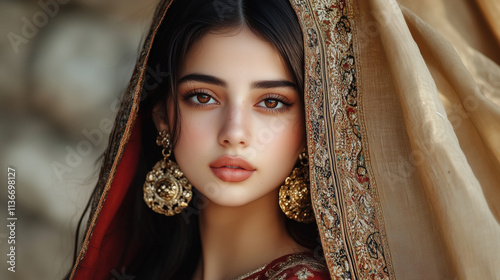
[209,156,256,182]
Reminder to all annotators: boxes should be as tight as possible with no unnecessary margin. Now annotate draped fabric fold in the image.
[351,0,500,278]
[69,0,500,279]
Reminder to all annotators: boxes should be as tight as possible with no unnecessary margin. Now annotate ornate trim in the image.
[291,0,395,279]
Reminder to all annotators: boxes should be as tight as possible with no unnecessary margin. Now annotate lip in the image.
[209,156,256,182]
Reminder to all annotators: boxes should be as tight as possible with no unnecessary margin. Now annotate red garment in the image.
[236,253,330,280]
[72,119,142,280]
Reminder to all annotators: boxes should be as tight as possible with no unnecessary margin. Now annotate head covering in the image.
[69,0,500,279]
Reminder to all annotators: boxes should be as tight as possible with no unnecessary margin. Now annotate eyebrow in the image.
[178,74,226,87]
[178,73,296,89]
[251,80,296,89]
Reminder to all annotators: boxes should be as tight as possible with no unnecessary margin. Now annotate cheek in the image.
[172,108,219,170]
[263,113,305,149]
[175,116,212,152]
[257,115,305,172]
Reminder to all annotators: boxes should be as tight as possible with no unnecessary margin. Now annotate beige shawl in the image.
[301,0,500,278]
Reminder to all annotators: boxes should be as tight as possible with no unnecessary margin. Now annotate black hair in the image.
[68,0,322,279]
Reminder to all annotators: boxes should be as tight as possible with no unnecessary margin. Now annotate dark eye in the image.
[196,93,212,103]
[189,92,217,105]
[264,99,279,108]
[258,98,284,109]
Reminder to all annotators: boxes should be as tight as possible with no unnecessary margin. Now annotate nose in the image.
[218,104,250,148]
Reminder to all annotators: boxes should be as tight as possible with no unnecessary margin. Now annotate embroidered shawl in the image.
[69,0,500,279]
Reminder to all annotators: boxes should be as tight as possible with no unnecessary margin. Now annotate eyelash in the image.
[256,94,293,113]
[182,90,219,107]
[181,90,294,113]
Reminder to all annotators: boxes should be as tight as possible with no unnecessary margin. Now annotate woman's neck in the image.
[194,189,306,280]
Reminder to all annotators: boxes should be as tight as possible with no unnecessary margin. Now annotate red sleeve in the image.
[274,264,331,279]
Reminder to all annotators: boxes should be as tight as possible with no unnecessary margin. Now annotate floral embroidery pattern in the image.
[290,0,394,279]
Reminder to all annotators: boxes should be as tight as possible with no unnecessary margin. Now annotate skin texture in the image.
[153,27,307,280]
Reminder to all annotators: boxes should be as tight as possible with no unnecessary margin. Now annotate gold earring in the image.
[279,150,315,223]
[143,131,193,216]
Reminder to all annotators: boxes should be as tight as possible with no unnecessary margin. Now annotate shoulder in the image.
[237,252,331,280]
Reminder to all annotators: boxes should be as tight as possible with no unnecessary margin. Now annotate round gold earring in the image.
[143,130,193,216]
[279,149,315,223]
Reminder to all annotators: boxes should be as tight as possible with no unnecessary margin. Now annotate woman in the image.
[68,0,500,279]
[68,0,329,279]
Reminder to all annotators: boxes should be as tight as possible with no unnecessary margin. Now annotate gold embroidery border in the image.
[291,0,395,279]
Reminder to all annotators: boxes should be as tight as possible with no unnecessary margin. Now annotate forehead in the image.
[179,28,292,82]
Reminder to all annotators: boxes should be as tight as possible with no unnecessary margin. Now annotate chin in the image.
[206,192,253,207]
[198,187,265,208]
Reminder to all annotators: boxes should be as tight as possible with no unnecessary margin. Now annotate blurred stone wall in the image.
[0,0,158,279]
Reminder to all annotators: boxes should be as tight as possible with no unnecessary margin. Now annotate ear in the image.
[152,100,170,132]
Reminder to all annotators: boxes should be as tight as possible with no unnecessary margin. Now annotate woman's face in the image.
[170,28,305,207]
